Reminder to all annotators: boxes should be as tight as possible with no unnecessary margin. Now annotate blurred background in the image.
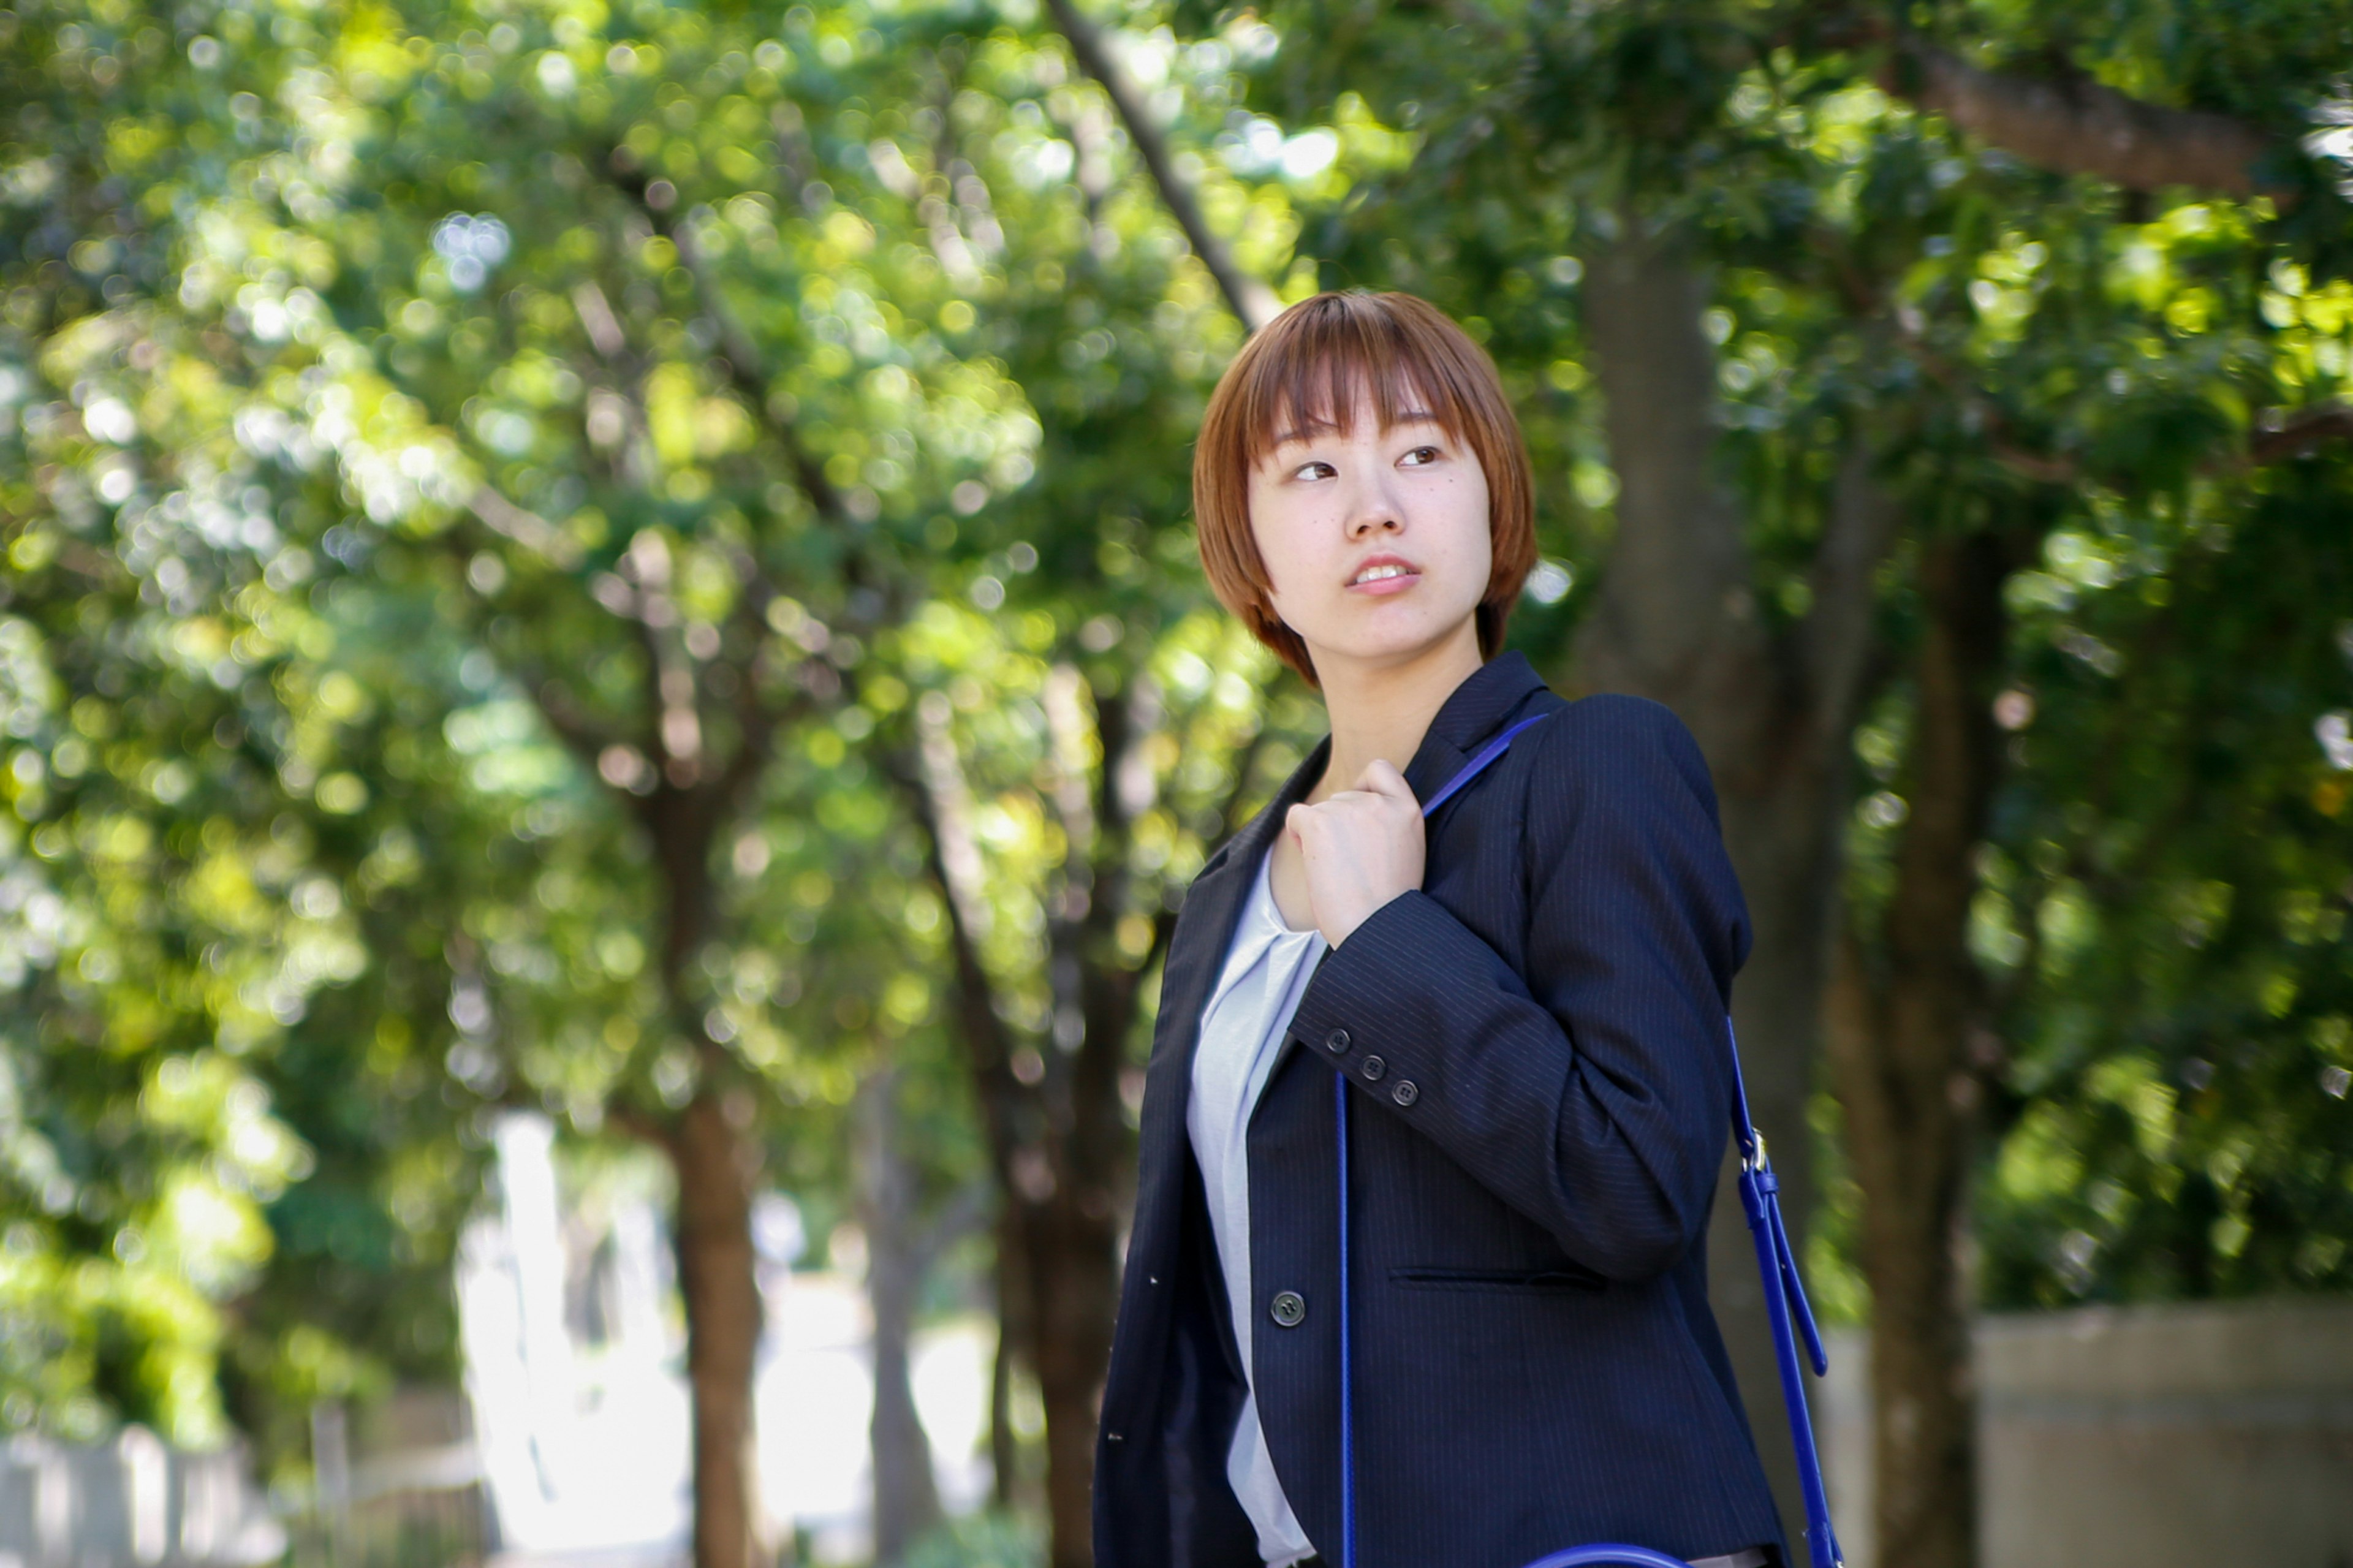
[4,1,2352,1567]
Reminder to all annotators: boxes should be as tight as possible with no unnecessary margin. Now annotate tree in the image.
[0,0,381,1449]
[870,20,1317,1555]
[1203,0,2353,1560]
[16,10,2353,1568]
[1967,396,2353,1311]
[10,1,1014,1557]
[12,5,1316,1564]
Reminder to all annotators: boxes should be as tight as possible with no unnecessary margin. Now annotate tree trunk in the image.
[988,1207,1025,1510]
[672,1089,767,1568]
[1825,529,2012,1568]
[857,1070,944,1567]
[1574,222,1895,1540]
[642,757,775,1568]
[899,670,1178,1568]
[1019,1192,1121,1568]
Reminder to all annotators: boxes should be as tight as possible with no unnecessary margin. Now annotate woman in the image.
[1091,292,1785,1568]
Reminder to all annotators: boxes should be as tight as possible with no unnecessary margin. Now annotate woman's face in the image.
[1246,390,1492,681]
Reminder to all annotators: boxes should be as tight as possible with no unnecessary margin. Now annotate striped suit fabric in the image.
[1094,651,1785,1568]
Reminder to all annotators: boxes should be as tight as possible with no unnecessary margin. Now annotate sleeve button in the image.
[1391,1079,1419,1107]
[1270,1290,1308,1328]
[1323,1028,1351,1056]
[1360,1055,1386,1082]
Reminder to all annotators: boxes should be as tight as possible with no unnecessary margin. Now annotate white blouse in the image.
[1186,847,1325,1566]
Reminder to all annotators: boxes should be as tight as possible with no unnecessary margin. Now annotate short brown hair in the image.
[1192,290,1537,685]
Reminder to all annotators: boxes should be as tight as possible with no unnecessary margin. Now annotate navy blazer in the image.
[1093,653,1784,1568]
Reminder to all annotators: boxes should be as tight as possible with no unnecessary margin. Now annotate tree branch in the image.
[1887,42,2283,197]
[1123,706,1269,995]
[1798,437,1903,754]
[887,729,1026,1198]
[467,485,584,569]
[1042,0,1281,332]
[1985,399,2353,485]
[710,678,808,816]
[1042,662,1102,879]
[602,157,853,526]
[35,537,126,583]
[605,1099,680,1152]
[524,673,621,771]
[571,279,629,360]
[2249,401,2353,464]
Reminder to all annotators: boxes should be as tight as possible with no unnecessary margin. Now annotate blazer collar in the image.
[1202,651,1547,894]
[1183,733,1328,942]
[1135,733,1328,1174]
[1131,654,1548,1244]
[1399,650,1550,811]
[1165,650,1546,1055]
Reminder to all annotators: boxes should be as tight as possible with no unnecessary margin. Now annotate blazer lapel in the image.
[1402,650,1549,812]
[1151,653,1544,1137]
[1103,659,1554,1424]
[1124,739,1330,1292]
[1402,732,1470,815]
[1142,739,1329,1127]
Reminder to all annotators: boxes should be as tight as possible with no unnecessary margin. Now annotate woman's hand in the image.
[1284,760,1425,948]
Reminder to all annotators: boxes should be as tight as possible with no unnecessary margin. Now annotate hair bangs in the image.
[1191,290,1539,686]
[1233,299,1476,472]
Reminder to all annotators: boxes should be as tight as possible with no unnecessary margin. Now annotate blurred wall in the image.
[0,1431,284,1568]
[1820,1297,2353,1568]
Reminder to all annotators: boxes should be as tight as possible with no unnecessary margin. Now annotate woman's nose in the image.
[1344,480,1404,537]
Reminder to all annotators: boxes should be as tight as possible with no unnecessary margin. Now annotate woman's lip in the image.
[1346,568,1421,596]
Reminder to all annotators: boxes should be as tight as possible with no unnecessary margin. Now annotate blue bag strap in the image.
[1417,711,1554,817]
[1333,707,1844,1568]
[1728,1020,1843,1568]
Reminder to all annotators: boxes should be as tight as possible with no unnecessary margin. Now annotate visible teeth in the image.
[1353,564,1410,584]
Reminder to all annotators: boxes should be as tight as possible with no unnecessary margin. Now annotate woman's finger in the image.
[1354,757,1418,805]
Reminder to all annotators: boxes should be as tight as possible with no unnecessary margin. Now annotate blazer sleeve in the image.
[1283,695,1750,1283]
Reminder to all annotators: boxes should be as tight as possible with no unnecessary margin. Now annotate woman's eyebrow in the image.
[1267,408,1442,448]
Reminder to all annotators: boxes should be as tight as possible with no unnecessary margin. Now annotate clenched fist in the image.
[1283,759,1425,949]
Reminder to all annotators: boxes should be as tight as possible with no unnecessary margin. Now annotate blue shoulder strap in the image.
[1417,711,1554,816]
[1333,708,1844,1568]
[1726,1024,1843,1568]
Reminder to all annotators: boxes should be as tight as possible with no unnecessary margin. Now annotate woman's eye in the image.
[1400,445,1441,466]
[1294,460,1336,481]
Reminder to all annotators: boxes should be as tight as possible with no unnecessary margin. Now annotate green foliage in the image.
[8,0,2353,1491]
[1976,466,2353,1303]
[1221,0,2353,1312]
[1,0,1319,1471]
[1,0,336,1432]
[904,1508,1045,1568]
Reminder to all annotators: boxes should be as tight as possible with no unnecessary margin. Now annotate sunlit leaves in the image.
[1978,463,2353,1305]
[1224,0,2353,1324]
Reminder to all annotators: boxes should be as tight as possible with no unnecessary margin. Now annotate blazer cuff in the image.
[1287,888,1502,1115]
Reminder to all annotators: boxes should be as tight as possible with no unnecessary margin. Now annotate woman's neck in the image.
[1308,619,1485,805]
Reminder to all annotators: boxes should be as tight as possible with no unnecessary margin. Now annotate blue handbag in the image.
[1330,712,1844,1568]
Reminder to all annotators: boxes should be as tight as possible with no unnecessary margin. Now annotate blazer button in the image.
[1324,1028,1351,1056]
[1391,1079,1420,1107]
[1360,1055,1386,1082]
[1270,1290,1307,1328]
